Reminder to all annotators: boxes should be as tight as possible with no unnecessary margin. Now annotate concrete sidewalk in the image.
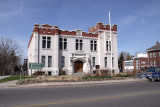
[0,78,147,89]
[0,75,11,80]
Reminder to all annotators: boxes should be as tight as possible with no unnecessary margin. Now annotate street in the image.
[0,81,160,107]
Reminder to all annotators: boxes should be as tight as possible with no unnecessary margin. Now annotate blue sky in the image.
[0,0,160,58]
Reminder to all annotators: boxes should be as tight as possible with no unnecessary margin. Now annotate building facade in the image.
[28,22,119,76]
[123,53,148,73]
[134,53,148,73]
[123,60,134,72]
[146,42,160,67]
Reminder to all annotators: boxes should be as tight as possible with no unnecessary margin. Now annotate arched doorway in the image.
[74,60,83,73]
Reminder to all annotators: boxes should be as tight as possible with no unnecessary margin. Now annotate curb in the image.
[0,79,147,89]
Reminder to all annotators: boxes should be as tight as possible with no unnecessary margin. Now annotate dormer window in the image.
[76,30,82,36]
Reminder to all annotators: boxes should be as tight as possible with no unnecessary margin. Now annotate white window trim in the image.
[48,56,52,67]
[59,38,67,50]
[76,39,83,50]
[90,40,97,51]
[42,36,51,49]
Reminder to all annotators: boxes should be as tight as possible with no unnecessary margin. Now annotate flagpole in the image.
[109,11,113,76]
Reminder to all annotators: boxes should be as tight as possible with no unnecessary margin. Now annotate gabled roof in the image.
[146,43,160,51]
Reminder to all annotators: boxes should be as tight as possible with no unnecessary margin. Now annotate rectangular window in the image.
[42,36,51,49]
[76,39,79,50]
[159,52,160,57]
[109,41,111,51]
[153,52,156,57]
[141,61,146,64]
[104,57,107,67]
[41,56,45,67]
[47,37,51,48]
[76,39,83,50]
[48,56,52,67]
[80,40,83,50]
[106,41,111,51]
[91,41,93,51]
[90,40,97,51]
[154,60,156,66]
[106,41,109,51]
[59,38,67,50]
[64,38,67,49]
[112,57,114,67]
[150,53,152,58]
[61,56,65,67]
[150,61,153,66]
[136,60,139,69]
[92,57,95,67]
[42,37,46,48]
[59,38,63,49]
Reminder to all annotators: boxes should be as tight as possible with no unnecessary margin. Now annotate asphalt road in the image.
[0,81,160,107]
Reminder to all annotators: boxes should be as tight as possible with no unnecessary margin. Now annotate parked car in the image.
[135,67,160,82]
[146,67,160,82]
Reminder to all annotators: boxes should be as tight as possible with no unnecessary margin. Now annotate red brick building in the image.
[123,53,148,73]
[134,57,148,73]
[146,42,160,67]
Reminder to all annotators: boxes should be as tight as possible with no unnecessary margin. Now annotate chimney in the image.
[156,41,159,45]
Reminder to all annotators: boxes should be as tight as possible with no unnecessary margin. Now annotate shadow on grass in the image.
[0,75,36,83]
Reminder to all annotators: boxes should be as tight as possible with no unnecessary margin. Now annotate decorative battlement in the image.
[34,24,59,29]
[89,22,117,33]
[32,24,98,37]
[29,22,117,48]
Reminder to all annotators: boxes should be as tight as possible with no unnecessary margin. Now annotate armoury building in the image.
[28,22,119,76]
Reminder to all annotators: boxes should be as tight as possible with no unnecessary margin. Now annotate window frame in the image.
[47,37,51,49]
[106,40,111,51]
[42,36,51,49]
[59,38,67,50]
[90,40,97,51]
[112,57,114,67]
[48,56,52,67]
[92,57,95,67]
[150,53,152,58]
[153,52,156,57]
[61,56,65,68]
[104,57,107,67]
[76,39,83,50]
[42,37,46,48]
[41,56,45,67]
[154,60,156,66]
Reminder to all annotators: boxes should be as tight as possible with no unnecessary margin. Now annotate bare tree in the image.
[0,37,22,75]
[119,51,133,60]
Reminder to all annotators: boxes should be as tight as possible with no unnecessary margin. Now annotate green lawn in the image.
[0,75,36,83]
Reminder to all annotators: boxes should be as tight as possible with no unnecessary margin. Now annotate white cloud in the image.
[118,15,138,26]
[19,1,23,13]
[0,11,17,18]
[0,0,24,19]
